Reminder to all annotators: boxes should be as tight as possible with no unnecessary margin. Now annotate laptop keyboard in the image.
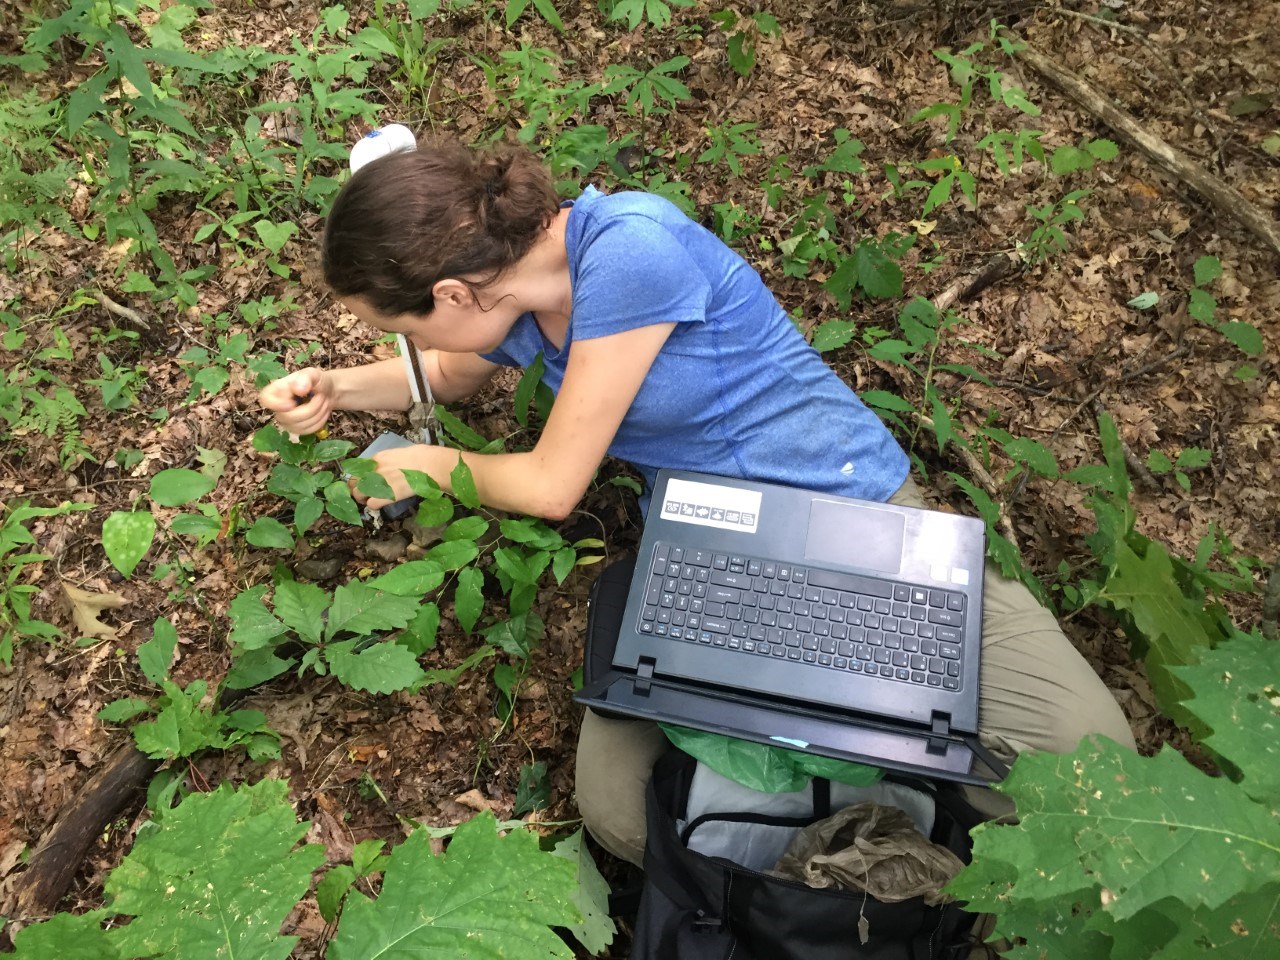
[638,542,967,691]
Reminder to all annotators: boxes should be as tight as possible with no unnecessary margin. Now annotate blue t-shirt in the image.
[482,186,909,511]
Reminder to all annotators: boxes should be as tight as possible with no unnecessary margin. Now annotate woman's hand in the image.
[259,368,334,437]
[355,443,454,512]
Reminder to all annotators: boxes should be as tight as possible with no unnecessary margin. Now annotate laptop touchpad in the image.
[805,500,905,574]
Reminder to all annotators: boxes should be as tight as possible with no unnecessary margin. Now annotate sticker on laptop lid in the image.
[661,478,762,534]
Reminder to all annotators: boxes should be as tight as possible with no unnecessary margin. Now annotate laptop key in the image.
[947,593,964,612]
[935,625,962,644]
[943,676,960,690]
[702,617,731,634]
[806,568,893,599]
[928,608,964,627]
[927,674,942,686]
[939,643,961,660]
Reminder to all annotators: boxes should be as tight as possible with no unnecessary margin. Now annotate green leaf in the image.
[149,468,215,506]
[98,698,154,724]
[552,546,576,584]
[138,618,178,685]
[552,829,617,953]
[246,516,295,550]
[449,457,480,509]
[67,71,112,135]
[810,319,855,352]
[1172,631,1280,802]
[1146,449,1173,473]
[253,219,298,254]
[1127,291,1159,310]
[10,911,118,959]
[512,352,546,428]
[1216,320,1264,356]
[1193,255,1223,287]
[228,585,289,651]
[434,408,489,450]
[453,566,484,634]
[1188,287,1217,323]
[274,581,328,644]
[316,864,358,924]
[425,539,480,571]
[1004,437,1059,477]
[225,647,295,689]
[1175,447,1213,470]
[859,390,916,413]
[444,515,489,542]
[324,582,421,641]
[326,639,427,693]
[366,560,446,596]
[1099,539,1219,721]
[106,779,325,959]
[854,240,904,299]
[328,813,580,960]
[400,601,441,656]
[102,511,156,578]
[949,737,1280,923]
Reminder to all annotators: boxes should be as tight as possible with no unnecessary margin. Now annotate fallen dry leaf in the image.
[62,582,126,640]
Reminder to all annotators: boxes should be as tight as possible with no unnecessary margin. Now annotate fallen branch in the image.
[930,252,1022,313]
[1017,44,1280,258]
[96,291,152,331]
[7,744,159,921]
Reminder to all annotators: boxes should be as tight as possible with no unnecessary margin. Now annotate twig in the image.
[931,252,1023,313]
[96,291,152,331]
[1018,44,1280,257]
[1054,7,1145,38]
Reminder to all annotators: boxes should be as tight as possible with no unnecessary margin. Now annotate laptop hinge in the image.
[635,657,656,695]
[927,712,952,755]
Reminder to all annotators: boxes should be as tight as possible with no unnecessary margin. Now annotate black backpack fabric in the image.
[630,749,983,960]
[583,557,985,960]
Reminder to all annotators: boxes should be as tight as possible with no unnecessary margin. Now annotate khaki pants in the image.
[574,476,1136,866]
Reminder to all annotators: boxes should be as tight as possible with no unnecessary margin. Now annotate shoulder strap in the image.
[398,333,438,445]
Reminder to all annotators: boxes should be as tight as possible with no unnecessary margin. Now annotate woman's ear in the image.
[432,278,473,309]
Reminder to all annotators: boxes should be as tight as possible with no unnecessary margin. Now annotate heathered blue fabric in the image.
[481,186,909,512]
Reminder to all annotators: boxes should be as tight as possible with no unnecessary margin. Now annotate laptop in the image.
[575,469,1006,785]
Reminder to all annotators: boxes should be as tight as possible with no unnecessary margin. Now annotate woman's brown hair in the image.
[322,137,560,317]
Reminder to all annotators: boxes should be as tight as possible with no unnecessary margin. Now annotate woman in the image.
[259,137,1135,865]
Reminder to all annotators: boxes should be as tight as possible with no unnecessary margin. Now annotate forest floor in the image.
[0,0,1277,956]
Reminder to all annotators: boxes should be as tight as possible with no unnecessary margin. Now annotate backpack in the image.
[584,557,985,960]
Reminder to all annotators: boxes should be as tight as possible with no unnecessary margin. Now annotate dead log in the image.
[1018,44,1280,259]
[8,744,159,919]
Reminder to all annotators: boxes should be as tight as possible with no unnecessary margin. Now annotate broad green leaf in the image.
[228,585,289,651]
[149,468,215,506]
[450,457,481,509]
[1142,883,1280,957]
[513,353,547,428]
[1004,437,1059,477]
[328,812,580,960]
[453,566,484,634]
[1188,287,1217,323]
[137,617,177,685]
[425,539,480,571]
[415,643,495,689]
[434,408,489,450]
[324,480,364,525]
[326,639,427,693]
[956,736,1280,922]
[316,864,359,923]
[1173,631,1280,802]
[107,779,324,960]
[11,910,119,959]
[1193,255,1223,287]
[552,829,616,953]
[246,516,295,549]
[552,546,576,584]
[1146,449,1174,473]
[1127,291,1159,310]
[482,611,545,659]
[273,581,328,644]
[253,219,298,254]
[132,680,225,759]
[859,390,916,412]
[225,647,295,689]
[1099,539,1218,720]
[66,71,112,135]
[102,511,156,578]
[98,698,153,723]
[810,319,855,352]
[443,515,489,542]
[1216,320,1264,356]
[324,582,421,641]
[400,601,441,655]
[366,560,445,596]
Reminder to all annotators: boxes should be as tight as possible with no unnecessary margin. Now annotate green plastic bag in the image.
[660,724,883,793]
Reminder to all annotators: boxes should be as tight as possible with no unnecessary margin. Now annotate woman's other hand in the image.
[259,368,334,436]
[354,443,452,512]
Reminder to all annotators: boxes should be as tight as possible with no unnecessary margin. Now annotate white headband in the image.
[349,124,418,173]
